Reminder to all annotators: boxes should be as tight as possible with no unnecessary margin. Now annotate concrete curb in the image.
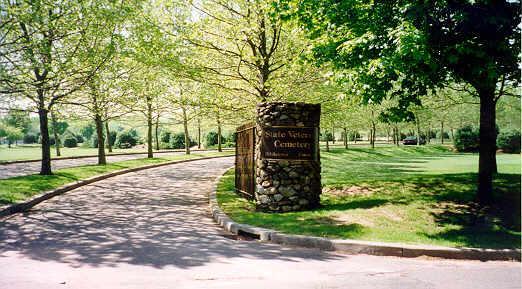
[209,171,521,262]
[0,148,234,165]
[0,155,234,219]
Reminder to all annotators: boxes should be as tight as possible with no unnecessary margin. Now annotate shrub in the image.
[225,132,237,143]
[169,132,186,149]
[454,126,480,152]
[89,131,115,148]
[44,136,56,146]
[348,131,361,141]
[159,142,172,149]
[115,129,139,149]
[427,130,437,139]
[497,130,521,153]
[224,141,235,148]
[23,134,38,144]
[74,134,84,143]
[206,131,224,146]
[320,132,333,141]
[91,135,99,148]
[436,131,450,140]
[63,136,78,148]
[108,130,117,147]
[80,123,95,140]
[160,131,171,143]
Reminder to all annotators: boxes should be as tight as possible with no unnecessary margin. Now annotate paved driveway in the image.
[0,157,519,289]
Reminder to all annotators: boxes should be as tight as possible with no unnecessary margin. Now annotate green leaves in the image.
[289,0,520,121]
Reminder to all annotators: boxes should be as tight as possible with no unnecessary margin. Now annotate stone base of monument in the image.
[255,159,321,212]
[254,102,321,212]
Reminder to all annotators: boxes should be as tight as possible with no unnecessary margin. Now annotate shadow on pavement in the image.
[0,159,341,269]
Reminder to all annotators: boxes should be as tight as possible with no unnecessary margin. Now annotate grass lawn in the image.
[217,145,521,249]
[0,144,186,162]
[0,151,232,205]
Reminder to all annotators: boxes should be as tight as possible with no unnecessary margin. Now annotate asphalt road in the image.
[0,157,519,289]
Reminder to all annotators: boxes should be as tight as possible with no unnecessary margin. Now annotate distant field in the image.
[217,145,521,249]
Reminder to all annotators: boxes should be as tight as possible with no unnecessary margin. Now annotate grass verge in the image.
[216,145,521,249]
[0,151,232,205]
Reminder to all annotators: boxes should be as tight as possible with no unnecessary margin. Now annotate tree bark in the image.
[416,117,421,147]
[105,121,112,153]
[217,110,222,152]
[182,107,190,155]
[145,96,153,158]
[343,127,348,149]
[477,88,497,206]
[440,120,444,144]
[38,107,52,175]
[197,117,201,149]
[50,110,61,156]
[396,127,400,147]
[370,122,376,149]
[94,114,106,165]
[154,115,160,151]
[325,134,330,152]
[331,126,335,144]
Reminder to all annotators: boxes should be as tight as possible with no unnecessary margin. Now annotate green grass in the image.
[0,144,189,162]
[0,151,232,205]
[217,145,521,249]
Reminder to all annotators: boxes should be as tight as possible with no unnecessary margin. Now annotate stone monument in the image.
[254,102,321,212]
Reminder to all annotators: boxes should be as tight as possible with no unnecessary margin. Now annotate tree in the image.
[4,109,31,135]
[49,111,68,156]
[0,122,23,148]
[0,1,131,174]
[291,0,520,205]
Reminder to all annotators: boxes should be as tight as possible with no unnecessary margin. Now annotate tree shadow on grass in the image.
[400,173,521,248]
[317,171,521,248]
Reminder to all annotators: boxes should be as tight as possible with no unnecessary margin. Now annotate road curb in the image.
[0,155,233,219]
[0,148,234,165]
[209,171,521,262]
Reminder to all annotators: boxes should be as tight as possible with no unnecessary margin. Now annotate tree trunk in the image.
[182,107,190,155]
[370,122,376,149]
[343,127,348,149]
[154,115,160,151]
[146,97,153,158]
[426,122,431,143]
[105,121,112,153]
[325,133,330,152]
[416,117,421,147]
[217,111,222,152]
[396,127,400,147]
[450,128,455,141]
[197,117,201,149]
[147,116,153,158]
[331,126,335,144]
[51,110,61,156]
[440,120,444,144]
[38,107,52,175]
[477,88,497,206]
[94,114,106,165]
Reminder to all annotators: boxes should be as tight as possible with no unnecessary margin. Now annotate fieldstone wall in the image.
[255,102,321,212]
